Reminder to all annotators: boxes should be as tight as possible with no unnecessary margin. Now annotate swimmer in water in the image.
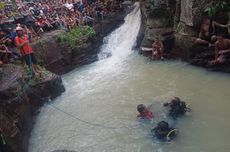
[136,104,153,120]
[164,97,191,119]
[151,121,177,141]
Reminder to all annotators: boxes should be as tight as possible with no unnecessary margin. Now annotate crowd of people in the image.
[0,0,124,72]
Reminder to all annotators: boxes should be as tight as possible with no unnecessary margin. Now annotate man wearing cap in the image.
[15,26,41,77]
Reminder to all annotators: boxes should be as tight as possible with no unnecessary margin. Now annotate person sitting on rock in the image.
[151,121,177,141]
[164,97,190,119]
[211,33,230,64]
[152,38,164,60]
[137,104,153,120]
[195,17,230,47]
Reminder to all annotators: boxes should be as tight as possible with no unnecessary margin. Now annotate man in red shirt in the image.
[15,26,41,77]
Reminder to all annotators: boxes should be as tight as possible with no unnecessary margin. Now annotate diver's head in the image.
[171,97,180,105]
[137,104,146,115]
[157,121,169,131]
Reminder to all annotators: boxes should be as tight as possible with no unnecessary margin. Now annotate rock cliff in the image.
[140,0,230,72]
[0,64,65,152]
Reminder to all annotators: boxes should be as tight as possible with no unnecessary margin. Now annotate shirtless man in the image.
[213,34,230,64]
[195,18,230,47]
[152,39,164,60]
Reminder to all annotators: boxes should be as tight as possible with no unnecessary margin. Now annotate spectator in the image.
[194,17,230,47]
[15,26,41,77]
[152,38,164,60]
[212,33,230,64]
[83,13,93,26]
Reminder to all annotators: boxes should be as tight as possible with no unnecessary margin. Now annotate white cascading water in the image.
[98,2,141,60]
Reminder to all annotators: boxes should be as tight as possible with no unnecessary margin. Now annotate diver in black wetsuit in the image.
[151,121,177,141]
[164,97,191,119]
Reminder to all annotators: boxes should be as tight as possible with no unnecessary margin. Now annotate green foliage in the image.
[58,26,96,53]
[149,7,169,18]
[204,0,230,17]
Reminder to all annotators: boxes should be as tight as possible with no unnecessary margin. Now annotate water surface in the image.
[29,3,230,152]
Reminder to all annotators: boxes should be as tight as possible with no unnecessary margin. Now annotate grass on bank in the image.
[58,26,96,53]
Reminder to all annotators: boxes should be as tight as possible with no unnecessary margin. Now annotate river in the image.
[29,3,230,152]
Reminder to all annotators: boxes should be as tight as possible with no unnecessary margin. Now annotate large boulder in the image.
[0,64,65,152]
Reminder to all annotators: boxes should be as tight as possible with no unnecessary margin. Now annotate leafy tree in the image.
[204,0,230,17]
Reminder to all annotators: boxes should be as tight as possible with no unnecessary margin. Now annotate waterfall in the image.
[98,2,141,60]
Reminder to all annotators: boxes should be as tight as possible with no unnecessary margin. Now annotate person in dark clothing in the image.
[164,97,191,119]
[151,121,177,141]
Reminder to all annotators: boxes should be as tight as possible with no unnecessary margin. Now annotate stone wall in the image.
[140,0,176,57]
[174,0,213,51]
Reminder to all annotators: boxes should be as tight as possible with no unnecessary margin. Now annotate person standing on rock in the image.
[15,26,41,77]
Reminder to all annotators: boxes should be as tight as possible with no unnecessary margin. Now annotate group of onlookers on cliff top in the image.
[151,17,230,65]
[0,0,124,76]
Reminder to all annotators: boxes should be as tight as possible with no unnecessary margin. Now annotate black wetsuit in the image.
[152,121,176,141]
[170,101,186,117]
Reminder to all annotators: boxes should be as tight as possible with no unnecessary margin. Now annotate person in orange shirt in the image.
[15,26,41,77]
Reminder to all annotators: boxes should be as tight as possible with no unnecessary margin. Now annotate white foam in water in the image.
[29,2,230,152]
[98,2,141,60]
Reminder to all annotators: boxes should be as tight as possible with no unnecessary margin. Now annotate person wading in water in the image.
[136,104,154,120]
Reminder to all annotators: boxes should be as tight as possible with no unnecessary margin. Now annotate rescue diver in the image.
[164,97,191,119]
[151,121,177,141]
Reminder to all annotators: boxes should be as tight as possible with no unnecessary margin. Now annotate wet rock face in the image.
[188,45,230,72]
[0,64,65,152]
[140,0,176,57]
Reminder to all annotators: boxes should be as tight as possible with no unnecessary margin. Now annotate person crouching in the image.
[15,26,41,77]
[137,104,153,120]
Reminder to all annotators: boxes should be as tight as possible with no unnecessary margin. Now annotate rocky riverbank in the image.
[0,64,65,152]
[139,0,230,73]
